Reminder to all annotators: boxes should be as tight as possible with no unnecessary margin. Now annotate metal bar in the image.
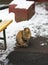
[0,38,4,39]
[3,29,7,50]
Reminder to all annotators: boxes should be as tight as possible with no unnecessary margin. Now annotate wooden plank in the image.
[0,20,13,32]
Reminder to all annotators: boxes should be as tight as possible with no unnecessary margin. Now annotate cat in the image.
[16,27,31,48]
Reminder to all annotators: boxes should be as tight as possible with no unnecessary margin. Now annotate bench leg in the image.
[0,29,7,50]
[3,29,7,50]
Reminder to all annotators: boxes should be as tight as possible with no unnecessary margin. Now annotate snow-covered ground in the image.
[0,0,48,62]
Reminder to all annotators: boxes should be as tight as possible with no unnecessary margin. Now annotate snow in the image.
[0,0,48,62]
[10,0,34,9]
[10,0,27,5]
[15,1,34,9]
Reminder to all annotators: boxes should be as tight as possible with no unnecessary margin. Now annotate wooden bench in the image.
[0,20,13,50]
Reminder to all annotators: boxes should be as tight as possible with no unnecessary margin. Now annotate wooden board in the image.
[0,20,13,32]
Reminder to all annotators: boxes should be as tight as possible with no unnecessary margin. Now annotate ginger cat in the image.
[16,27,31,48]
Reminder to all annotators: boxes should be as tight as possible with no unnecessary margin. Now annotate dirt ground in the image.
[6,36,48,65]
[14,36,48,53]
